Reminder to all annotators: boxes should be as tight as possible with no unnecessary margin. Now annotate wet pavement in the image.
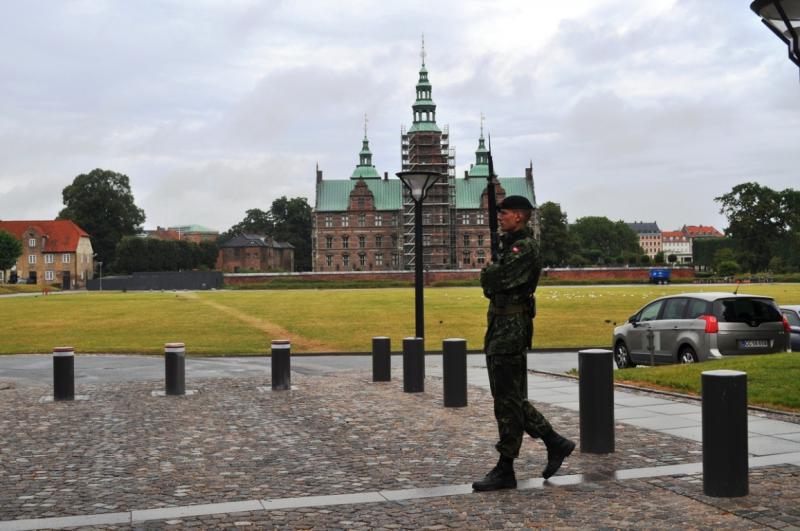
[0,356,798,530]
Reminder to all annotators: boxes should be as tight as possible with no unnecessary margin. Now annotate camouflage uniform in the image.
[480,227,552,458]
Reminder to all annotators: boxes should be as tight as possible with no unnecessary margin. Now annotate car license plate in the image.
[739,339,770,348]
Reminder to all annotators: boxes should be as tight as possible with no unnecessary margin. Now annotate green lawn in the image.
[0,283,798,355]
[615,352,800,412]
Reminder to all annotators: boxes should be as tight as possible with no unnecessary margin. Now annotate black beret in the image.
[497,195,534,211]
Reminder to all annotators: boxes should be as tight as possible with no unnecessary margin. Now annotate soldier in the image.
[472,195,575,492]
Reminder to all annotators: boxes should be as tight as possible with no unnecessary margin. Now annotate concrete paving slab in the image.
[748,436,800,456]
[640,403,701,415]
[0,512,130,531]
[660,426,703,442]
[613,395,672,407]
[131,500,264,522]
[775,432,800,443]
[624,415,701,430]
[747,418,800,436]
[614,407,659,420]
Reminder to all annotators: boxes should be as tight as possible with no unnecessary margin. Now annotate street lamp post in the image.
[396,168,443,340]
[751,0,800,78]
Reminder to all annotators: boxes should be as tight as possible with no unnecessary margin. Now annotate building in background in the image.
[681,225,724,239]
[0,220,93,289]
[167,224,219,243]
[661,230,692,264]
[312,44,536,272]
[627,221,662,259]
[217,234,294,273]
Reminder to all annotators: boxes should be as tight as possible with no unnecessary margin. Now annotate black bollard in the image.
[164,342,186,396]
[578,349,615,454]
[53,347,75,401]
[372,337,391,382]
[442,338,467,407]
[271,339,291,391]
[402,337,424,393]
[702,370,748,497]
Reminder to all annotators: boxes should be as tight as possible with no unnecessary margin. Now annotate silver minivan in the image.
[612,292,791,368]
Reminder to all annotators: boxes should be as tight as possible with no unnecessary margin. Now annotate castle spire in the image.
[468,115,490,177]
[408,36,440,134]
[351,114,380,180]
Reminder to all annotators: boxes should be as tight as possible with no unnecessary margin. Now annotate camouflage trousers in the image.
[486,353,553,458]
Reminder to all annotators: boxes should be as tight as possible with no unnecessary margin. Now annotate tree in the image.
[667,254,677,264]
[570,217,640,265]
[271,196,312,271]
[58,169,145,271]
[654,251,665,264]
[538,202,574,267]
[715,182,795,272]
[219,208,274,244]
[0,230,23,274]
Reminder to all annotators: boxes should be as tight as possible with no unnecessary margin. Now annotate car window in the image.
[714,298,782,323]
[686,299,711,319]
[639,300,664,322]
[662,298,689,319]
[783,310,800,327]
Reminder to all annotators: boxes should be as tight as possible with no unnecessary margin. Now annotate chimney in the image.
[525,162,533,181]
[464,170,469,179]
[384,171,388,180]
[316,163,323,183]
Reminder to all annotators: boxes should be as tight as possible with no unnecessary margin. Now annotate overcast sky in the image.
[1,0,798,233]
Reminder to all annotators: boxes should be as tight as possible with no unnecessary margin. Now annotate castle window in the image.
[477,213,485,225]
[375,235,383,248]
[326,255,332,267]
[358,235,366,248]
[463,252,470,265]
[342,236,349,249]
[358,213,366,227]
[375,252,383,266]
[342,254,350,267]
[325,236,333,249]
[359,254,366,267]
[478,234,485,247]
[477,250,486,265]
[463,234,470,247]
[461,213,470,225]
[341,215,349,228]
[324,215,333,228]
[375,215,382,227]
[358,197,365,209]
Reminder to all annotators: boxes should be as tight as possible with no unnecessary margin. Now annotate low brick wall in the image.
[224,267,694,285]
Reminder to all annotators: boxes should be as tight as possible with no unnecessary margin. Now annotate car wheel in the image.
[678,346,698,364]
[614,341,634,369]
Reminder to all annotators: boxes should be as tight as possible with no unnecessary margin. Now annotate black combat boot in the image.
[472,455,517,492]
[541,431,575,479]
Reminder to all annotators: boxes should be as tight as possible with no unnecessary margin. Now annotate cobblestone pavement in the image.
[1,370,798,529]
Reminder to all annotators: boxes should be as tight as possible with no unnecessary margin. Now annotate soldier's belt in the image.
[489,303,529,315]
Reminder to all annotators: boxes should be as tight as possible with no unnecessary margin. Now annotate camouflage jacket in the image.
[480,227,542,355]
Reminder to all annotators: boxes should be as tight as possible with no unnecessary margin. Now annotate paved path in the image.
[0,357,798,529]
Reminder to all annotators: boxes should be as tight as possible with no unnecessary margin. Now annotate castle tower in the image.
[400,37,456,269]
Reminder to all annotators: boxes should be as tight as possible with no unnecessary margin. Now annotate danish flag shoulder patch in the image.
[512,246,520,253]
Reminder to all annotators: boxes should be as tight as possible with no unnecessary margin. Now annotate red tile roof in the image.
[0,220,90,252]
[682,225,724,238]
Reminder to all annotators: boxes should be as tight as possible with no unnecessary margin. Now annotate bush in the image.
[717,260,740,277]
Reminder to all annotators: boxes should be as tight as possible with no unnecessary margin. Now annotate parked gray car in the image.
[613,292,791,368]
[780,305,800,352]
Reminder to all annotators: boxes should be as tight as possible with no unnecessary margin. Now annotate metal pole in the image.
[414,200,424,339]
[53,346,75,401]
[578,349,615,454]
[702,369,748,497]
[402,337,424,393]
[271,339,291,390]
[442,338,467,407]
[372,336,391,382]
[164,342,186,396]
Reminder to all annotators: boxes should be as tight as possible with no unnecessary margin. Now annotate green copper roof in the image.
[316,179,402,212]
[351,166,380,179]
[408,122,441,133]
[454,177,535,209]
[468,163,489,177]
[168,224,218,233]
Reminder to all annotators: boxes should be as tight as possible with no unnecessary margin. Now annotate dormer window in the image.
[29,238,37,247]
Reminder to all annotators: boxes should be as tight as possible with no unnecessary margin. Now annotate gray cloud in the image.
[0,0,798,234]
